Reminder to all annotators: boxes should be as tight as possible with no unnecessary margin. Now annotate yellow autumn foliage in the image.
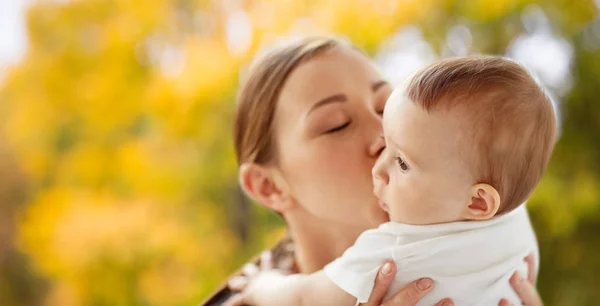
[0,0,598,305]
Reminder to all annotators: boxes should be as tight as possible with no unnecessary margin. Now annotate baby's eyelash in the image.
[395,156,410,172]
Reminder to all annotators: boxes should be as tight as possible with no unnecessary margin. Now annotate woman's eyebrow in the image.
[307,94,347,116]
[306,81,388,117]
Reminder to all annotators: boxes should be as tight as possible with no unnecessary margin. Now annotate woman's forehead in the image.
[278,48,381,109]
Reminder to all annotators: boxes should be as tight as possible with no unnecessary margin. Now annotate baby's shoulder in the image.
[353,224,401,247]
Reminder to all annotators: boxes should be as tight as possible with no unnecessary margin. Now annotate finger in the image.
[381,277,434,306]
[363,261,397,306]
[228,276,249,291]
[260,251,274,270]
[510,271,543,306]
[434,298,454,306]
[524,254,537,284]
[498,298,514,306]
[223,293,247,306]
[243,263,260,277]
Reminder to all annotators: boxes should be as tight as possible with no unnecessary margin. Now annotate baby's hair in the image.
[405,56,557,214]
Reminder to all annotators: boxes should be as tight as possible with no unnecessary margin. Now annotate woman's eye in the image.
[325,122,350,134]
[395,156,410,172]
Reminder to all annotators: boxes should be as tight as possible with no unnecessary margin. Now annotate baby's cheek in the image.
[413,195,446,223]
[398,191,424,218]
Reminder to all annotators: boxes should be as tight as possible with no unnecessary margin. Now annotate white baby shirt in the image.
[324,205,539,306]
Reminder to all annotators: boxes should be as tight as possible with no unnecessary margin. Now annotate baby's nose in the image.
[372,158,389,185]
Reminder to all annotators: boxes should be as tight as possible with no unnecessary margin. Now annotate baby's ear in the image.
[462,183,501,220]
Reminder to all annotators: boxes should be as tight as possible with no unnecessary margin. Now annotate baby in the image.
[243,56,556,306]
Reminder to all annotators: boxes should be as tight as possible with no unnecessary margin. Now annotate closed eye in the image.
[325,122,351,134]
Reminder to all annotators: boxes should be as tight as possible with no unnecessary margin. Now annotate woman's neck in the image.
[284,209,366,273]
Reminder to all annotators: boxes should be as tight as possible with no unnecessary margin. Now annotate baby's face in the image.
[372,89,474,225]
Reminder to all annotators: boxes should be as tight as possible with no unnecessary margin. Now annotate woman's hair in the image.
[234,36,351,165]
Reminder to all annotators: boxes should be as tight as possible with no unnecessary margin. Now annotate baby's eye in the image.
[395,156,410,172]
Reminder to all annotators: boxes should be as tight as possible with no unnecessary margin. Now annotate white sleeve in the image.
[323,229,393,304]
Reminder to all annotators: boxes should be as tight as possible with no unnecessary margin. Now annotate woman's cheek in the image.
[327,143,376,201]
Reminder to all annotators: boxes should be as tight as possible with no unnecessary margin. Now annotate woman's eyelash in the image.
[325,122,350,134]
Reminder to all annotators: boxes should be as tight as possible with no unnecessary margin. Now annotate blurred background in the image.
[0,0,599,305]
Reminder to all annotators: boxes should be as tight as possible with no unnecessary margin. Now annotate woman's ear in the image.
[239,163,293,213]
[462,183,501,220]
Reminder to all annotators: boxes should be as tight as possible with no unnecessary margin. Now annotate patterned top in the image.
[200,235,297,306]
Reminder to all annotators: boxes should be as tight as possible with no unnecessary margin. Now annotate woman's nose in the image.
[372,153,389,185]
[368,134,385,157]
[365,97,385,157]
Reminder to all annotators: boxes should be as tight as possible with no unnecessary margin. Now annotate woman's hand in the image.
[499,254,543,306]
[362,261,454,306]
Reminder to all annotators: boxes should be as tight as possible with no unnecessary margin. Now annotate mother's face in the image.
[273,47,392,229]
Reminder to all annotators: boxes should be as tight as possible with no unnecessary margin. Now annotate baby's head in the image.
[373,56,557,225]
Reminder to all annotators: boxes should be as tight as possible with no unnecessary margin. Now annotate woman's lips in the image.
[378,200,389,212]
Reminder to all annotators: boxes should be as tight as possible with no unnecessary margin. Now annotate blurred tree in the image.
[0,0,598,305]
[0,139,46,306]
[0,0,242,305]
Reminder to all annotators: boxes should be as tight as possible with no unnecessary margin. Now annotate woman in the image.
[212,36,542,306]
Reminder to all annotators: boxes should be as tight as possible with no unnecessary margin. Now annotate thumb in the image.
[362,261,397,306]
